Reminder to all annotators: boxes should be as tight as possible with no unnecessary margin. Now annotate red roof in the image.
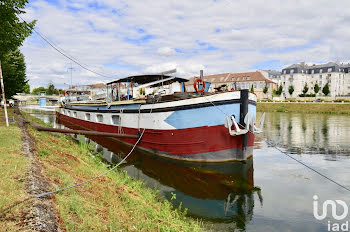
[186,71,274,85]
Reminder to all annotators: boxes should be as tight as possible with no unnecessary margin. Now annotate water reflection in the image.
[260,112,350,155]
[56,117,262,230]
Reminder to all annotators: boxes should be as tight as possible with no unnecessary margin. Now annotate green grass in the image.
[0,108,31,231]
[257,102,350,114]
[26,113,202,231]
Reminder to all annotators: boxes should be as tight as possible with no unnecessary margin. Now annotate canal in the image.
[21,106,350,232]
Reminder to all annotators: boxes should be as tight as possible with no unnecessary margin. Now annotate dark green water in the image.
[22,107,350,231]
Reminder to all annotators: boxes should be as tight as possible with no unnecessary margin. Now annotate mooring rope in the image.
[204,94,350,193]
[35,98,159,198]
[266,140,350,193]
[0,97,159,217]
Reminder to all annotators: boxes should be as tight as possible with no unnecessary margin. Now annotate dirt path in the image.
[16,110,61,231]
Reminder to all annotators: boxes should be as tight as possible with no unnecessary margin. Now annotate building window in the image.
[328,68,332,72]
[247,76,251,80]
[290,69,294,74]
[85,113,91,121]
[312,70,314,74]
[320,69,323,73]
[96,114,103,123]
[237,77,240,81]
[220,76,224,81]
[111,115,121,125]
[254,82,257,88]
[283,70,286,74]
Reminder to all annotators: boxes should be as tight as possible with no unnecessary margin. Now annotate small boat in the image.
[57,72,264,162]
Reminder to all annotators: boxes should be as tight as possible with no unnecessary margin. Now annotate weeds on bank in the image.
[26,113,202,231]
[0,108,31,231]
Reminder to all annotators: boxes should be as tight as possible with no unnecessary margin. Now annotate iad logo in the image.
[313,195,349,231]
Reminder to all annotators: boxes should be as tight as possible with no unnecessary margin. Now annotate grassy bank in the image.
[257,102,350,114]
[1,108,202,231]
[0,109,31,231]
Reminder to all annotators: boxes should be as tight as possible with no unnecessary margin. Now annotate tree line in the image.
[273,82,330,97]
[32,83,62,95]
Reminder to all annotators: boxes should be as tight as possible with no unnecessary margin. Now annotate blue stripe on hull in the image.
[164,103,240,129]
[248,104,256,121]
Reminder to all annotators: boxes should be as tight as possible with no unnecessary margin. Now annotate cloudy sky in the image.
[21,0,350,89]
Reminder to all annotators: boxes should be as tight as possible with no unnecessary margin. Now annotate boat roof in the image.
[106,74,189,85]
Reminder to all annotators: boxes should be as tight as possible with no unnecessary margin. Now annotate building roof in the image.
[106,74,188,85]
[186,71,274,85]
[261,70,281,75]
[89,83,105,89]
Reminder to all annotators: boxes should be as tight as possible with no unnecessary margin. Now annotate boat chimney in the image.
[200,70,203,79]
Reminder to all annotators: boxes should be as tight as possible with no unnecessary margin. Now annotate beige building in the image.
[186,71,276,99]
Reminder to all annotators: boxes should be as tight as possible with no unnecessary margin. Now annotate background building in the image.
[186,71,276,99]
[280,62,350,97]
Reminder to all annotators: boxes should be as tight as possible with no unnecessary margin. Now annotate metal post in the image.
[106,84,109,104]
[0,60,9,127]
[200,70,204,93]
[240,89,249,157]
[118,83,121,101]
[127,82,129,100]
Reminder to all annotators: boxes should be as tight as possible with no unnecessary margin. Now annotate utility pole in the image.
[0,60,9,127]
[67,63,74,88]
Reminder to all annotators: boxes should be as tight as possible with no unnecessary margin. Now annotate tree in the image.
[47,82,59,95]
[314,83,320,95]
[0,0,35,126]
[0,0,36,60]
[322,83,330,96]
[288,85,294,96]
[32,87,46,95]
[23,83,30,94]
[302,83,309,95]
[0,49,28,97]
[263,84,268,95]
[250,84,254,93]
[276,85,283,96]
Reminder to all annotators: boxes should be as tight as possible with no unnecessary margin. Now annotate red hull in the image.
[57,112,254,162]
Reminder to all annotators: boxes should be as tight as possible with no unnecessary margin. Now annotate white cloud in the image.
[157,47,177,56]
[19,0,350,89]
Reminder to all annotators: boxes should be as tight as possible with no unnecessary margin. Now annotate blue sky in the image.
[20,0,350,89]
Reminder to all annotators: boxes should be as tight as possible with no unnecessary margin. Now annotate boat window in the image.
[85,113,91,121]
[111,115,121,125]
[73,112,77,118]
[68,111,71,116]
[97,114,103,123]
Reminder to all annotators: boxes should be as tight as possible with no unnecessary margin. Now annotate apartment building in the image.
[280,62,350,97]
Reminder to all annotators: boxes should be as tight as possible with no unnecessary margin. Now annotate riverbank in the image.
[0,108,202,231]
[257,102,350,114]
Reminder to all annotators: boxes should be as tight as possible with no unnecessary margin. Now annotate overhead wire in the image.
[17,15,116,79]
